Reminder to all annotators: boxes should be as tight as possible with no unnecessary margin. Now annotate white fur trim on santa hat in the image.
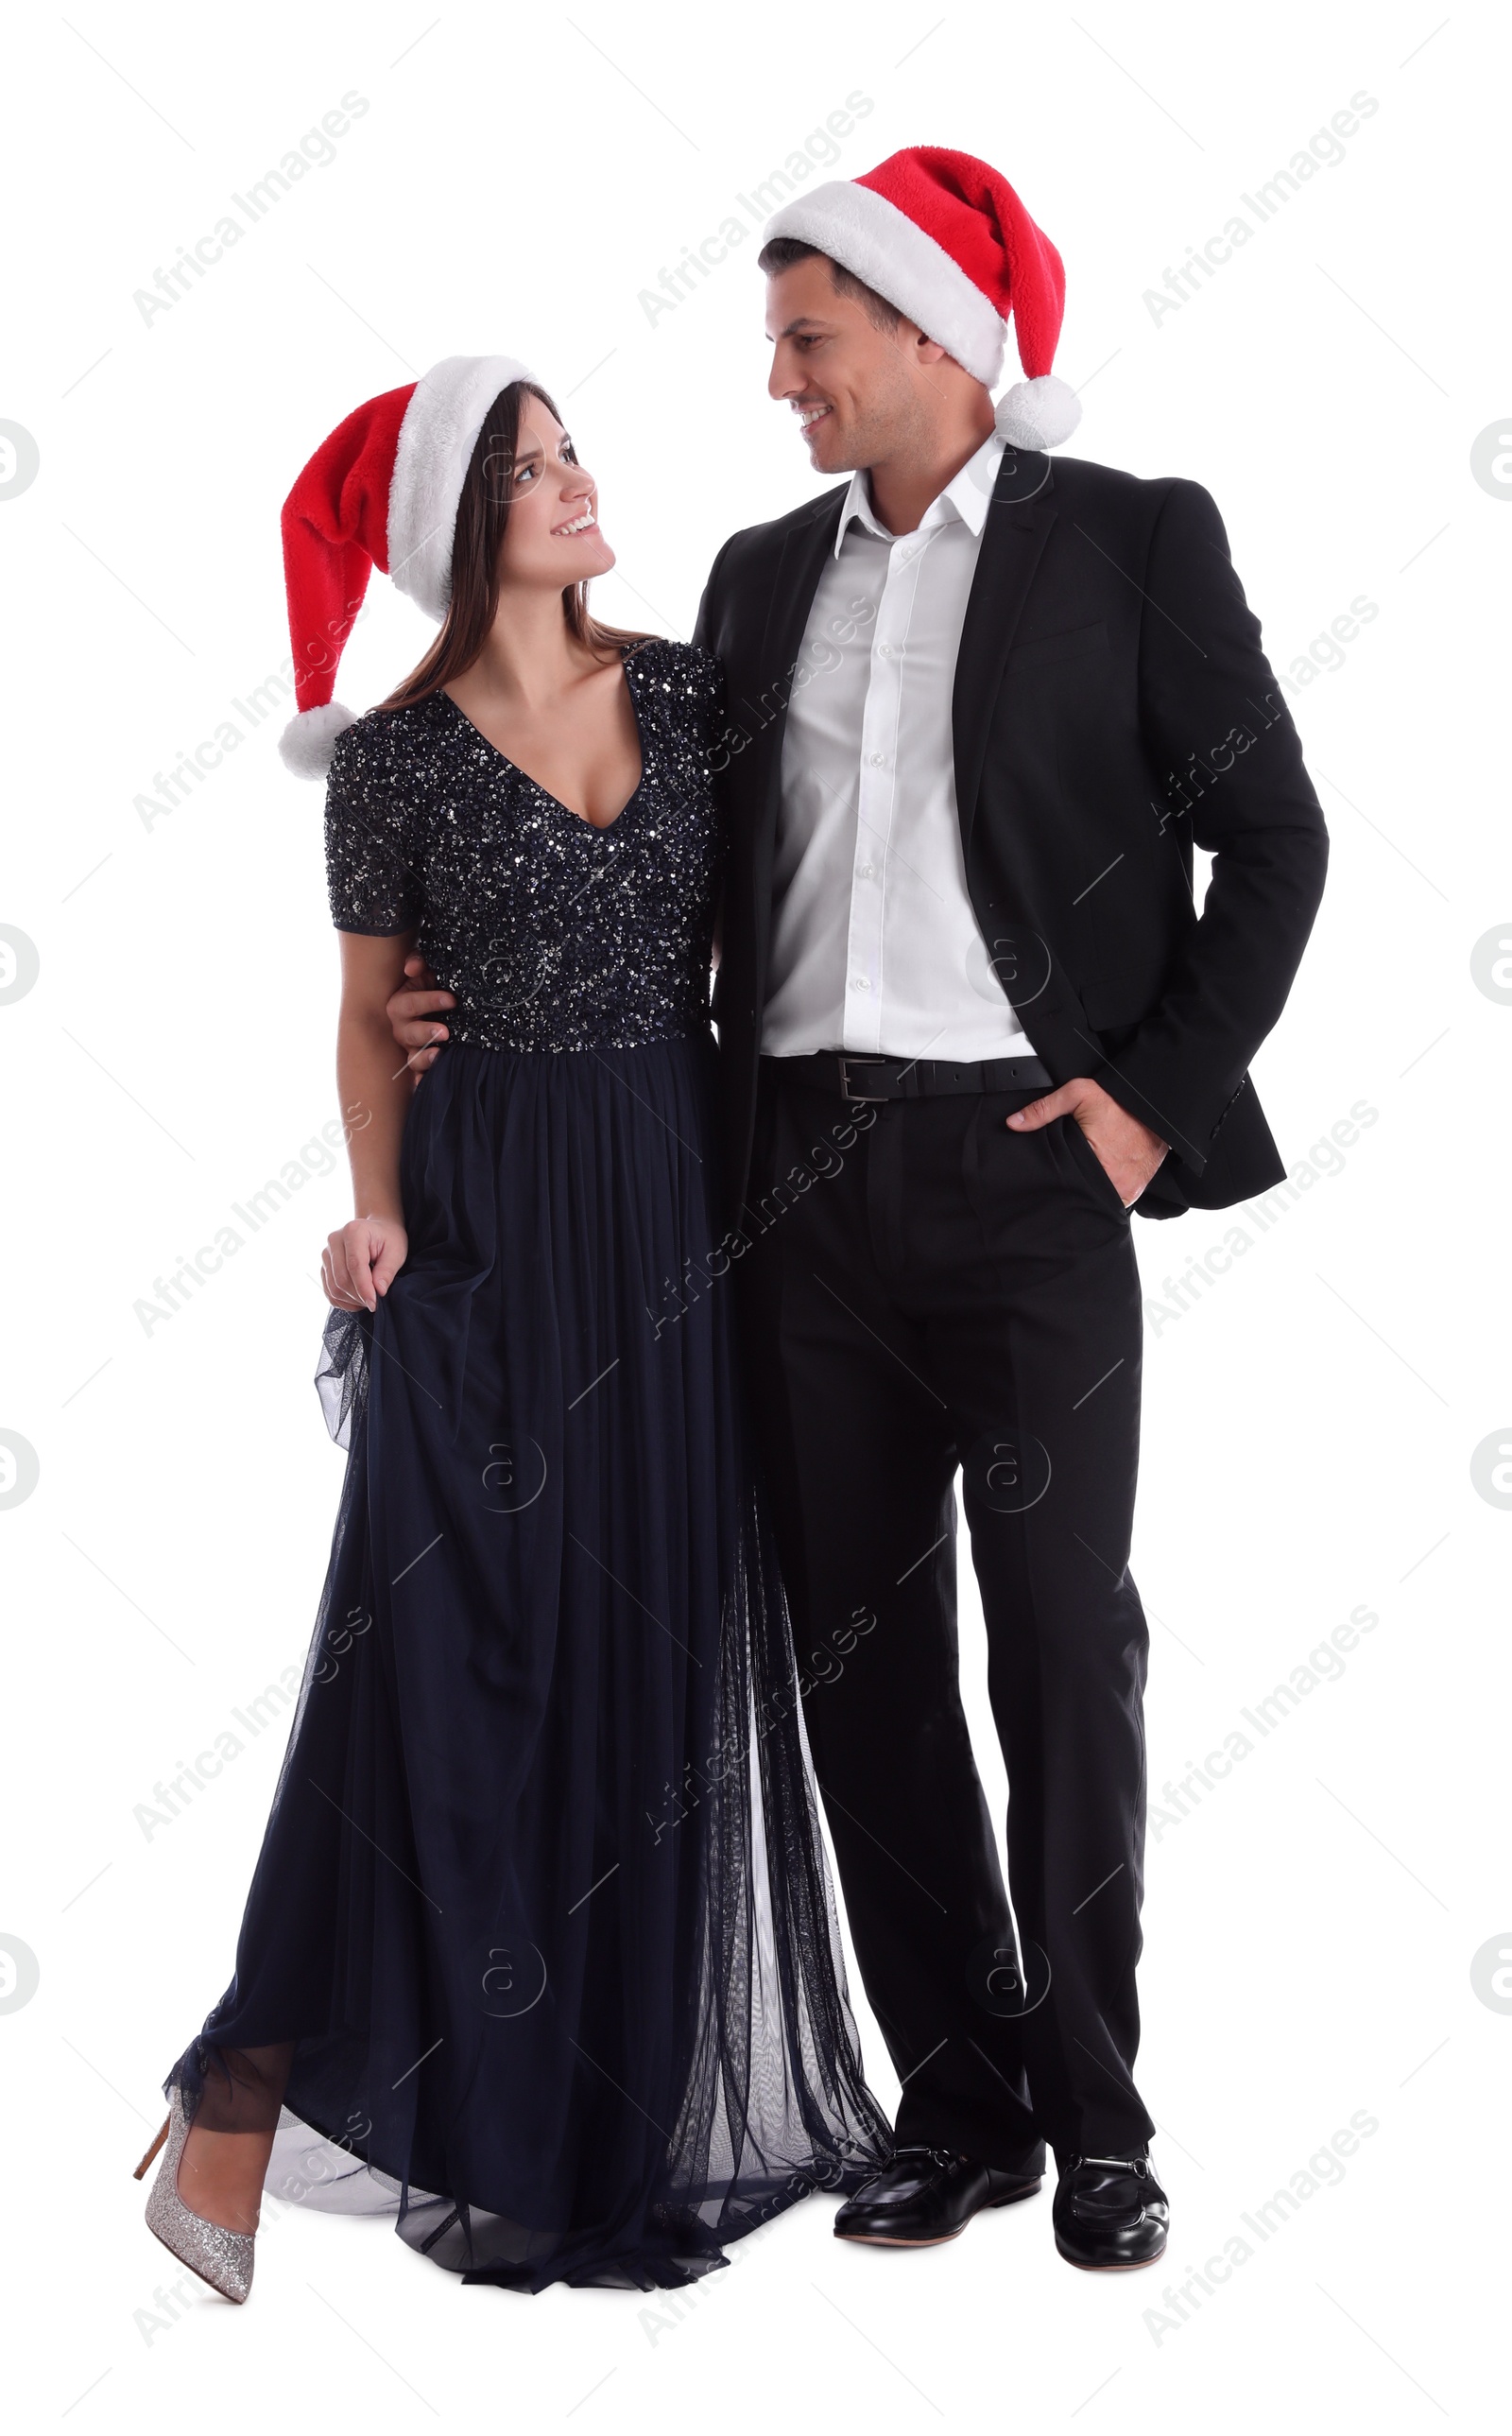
[279,700,358,781]
[765,181,1007,389]
[387,353,535,622]
[995,374,1082,452]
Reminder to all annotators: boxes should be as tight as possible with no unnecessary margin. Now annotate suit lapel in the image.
[741,487,847,992]
[950,450,1101,1082]
[758,486,845,663]
[953,449,1057,854]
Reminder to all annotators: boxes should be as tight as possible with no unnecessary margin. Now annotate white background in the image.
[2,1,1504,2427]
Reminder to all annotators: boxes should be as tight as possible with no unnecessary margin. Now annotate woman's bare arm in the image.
[322,930,419,1311]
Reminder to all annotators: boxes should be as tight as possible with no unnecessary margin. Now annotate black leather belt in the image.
[768,1050,1053,1104]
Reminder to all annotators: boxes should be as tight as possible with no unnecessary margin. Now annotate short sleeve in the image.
[323,717,421,936]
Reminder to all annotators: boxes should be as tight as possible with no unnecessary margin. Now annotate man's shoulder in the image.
[1047,450,1215,524]
[711,482,849,573]
[705,455,1215,555]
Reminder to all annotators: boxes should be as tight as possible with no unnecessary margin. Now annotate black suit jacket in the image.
[693,444,1328,1221]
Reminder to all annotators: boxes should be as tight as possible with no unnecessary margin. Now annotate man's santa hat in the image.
[277,353,534,779]
[764,146,1080,452]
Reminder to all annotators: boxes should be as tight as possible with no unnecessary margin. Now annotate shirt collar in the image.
[832,429,1005,559]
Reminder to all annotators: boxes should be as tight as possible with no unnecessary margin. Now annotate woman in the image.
[137,354,888,2298]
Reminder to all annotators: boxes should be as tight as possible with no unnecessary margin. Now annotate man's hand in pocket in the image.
[1008,1077,1169,1208]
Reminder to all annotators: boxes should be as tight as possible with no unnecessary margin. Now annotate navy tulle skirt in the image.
[167,1031,888,2290]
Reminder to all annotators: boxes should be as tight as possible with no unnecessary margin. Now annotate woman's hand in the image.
[322,1214,408,1312]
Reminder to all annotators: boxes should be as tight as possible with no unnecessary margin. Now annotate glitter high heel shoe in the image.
[135,2083,256,2303]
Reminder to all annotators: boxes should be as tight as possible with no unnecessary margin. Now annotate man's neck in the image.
[865,410,997,538]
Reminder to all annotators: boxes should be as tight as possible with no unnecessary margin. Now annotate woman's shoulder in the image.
[622,636,722,719]
[325,693,452,788]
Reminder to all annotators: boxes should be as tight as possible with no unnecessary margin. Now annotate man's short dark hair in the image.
[757,235,902,333]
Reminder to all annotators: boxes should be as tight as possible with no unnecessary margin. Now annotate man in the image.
[387,147,1328,2269]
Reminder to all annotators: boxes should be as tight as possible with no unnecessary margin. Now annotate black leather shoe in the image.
[1053,2152,1169,2269]
[833,2145,1044,2246]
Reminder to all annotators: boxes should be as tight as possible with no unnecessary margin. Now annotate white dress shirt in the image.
[761,429,1035,1061]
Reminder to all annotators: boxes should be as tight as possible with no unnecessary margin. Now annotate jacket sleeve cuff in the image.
[1082,1048,1211,1179]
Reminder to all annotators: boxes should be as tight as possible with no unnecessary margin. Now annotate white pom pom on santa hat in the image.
[995,373,1082,452]
[276,354,534,780]
[279,700,359,778]
[764,147,1082,449]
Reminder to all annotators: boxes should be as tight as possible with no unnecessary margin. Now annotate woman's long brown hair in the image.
[378,380,649,713]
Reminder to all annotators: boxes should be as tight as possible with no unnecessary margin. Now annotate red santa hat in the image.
[277,353,534,778]
[764,146,1080,451]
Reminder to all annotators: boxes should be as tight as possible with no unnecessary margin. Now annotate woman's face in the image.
[493,394,614,591]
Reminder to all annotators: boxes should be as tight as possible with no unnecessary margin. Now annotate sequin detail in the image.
[323,639,726,1054]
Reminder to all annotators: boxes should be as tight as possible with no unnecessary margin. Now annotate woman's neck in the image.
[462,588,596,711]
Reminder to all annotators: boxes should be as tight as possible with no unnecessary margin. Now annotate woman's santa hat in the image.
[764,146,1081,452]
[278,353,533,779]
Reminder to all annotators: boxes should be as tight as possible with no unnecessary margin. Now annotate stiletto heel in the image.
[142,2084,256,2303]
[133,2116,170,2180]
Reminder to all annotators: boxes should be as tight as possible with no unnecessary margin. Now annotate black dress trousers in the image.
[737,1065,1158,2170]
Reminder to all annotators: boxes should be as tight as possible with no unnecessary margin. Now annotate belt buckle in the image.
[837,1056,890,1103]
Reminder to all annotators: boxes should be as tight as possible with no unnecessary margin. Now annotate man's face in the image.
[765,255,931,475]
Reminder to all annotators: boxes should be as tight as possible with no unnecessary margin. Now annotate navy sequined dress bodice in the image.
[323,639,724,1051]
[165,639,888,2294]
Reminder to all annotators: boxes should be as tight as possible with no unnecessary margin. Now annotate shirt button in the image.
[868,751,885,767]
[878,643,891,657]
[850,976,871,992]
[856,862,876,879]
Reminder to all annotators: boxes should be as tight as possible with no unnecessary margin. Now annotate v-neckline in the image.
[440,650,646,834]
